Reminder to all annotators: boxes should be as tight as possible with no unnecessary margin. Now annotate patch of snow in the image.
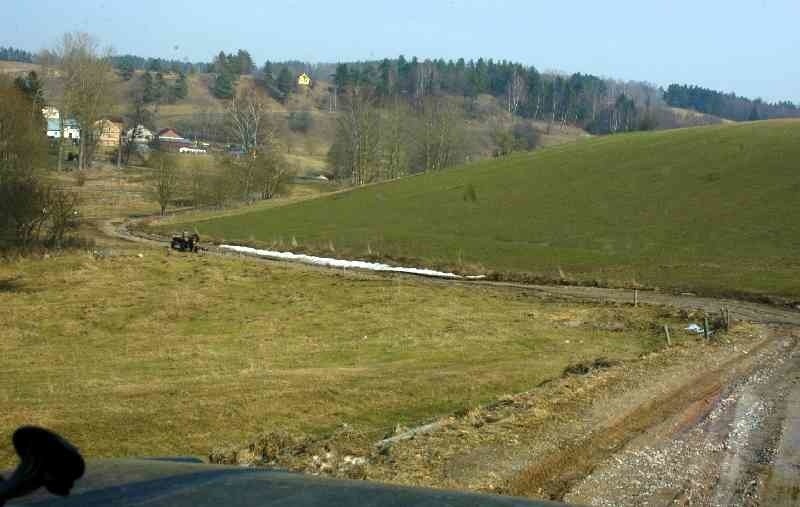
[686,324,705,334]
[219,244,487,280]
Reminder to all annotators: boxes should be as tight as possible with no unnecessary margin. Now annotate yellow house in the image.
[93,118,124,148]
[297,73,311,87]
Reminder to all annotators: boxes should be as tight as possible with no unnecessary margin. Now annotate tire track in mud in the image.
[508,335,782,502]
[564,329,800,506]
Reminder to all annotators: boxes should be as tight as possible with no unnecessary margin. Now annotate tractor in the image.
[170,231,200,253]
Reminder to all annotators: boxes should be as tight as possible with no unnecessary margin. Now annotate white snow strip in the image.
[219,244,486,280]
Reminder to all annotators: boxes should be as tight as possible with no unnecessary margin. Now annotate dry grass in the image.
[50,165,159,221]
[0,61,40,76]
[0,248,678,467]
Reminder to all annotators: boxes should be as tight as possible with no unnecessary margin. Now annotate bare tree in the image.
[226,88,274,153]
[256,149,292,200]
[418,96,464,172]
[42,33,115,171]
[381,98,411,180]
[506,68,526,115]
[149,154,179,215]
[44,188,81,247]
[328,87,381,185]
[224,87,289,201]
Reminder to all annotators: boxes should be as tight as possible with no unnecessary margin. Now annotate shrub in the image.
[463,183,478,202]
[288,111,313,133]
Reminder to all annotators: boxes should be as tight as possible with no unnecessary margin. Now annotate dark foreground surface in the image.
[8,459,563,507]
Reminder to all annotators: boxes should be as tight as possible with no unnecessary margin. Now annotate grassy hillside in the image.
[167,120,800,299]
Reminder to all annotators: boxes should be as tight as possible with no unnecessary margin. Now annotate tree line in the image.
[112,54,209,79]
[96,49,800,130]
[0,46,34,63]
[329,58,662,134]
[663,84,799,122]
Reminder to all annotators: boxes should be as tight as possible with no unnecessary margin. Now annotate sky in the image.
[3,0,799,102]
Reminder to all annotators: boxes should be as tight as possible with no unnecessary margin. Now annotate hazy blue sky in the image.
[3,0,798,102]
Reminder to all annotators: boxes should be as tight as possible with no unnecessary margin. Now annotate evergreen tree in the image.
[119,59,135,80]
[154,72,167,102]
[333,63,350,89]
[276,67,294,98]
[213,71,235,99]
[147,58,162,72]
[377,59,394,97]
[142,72,156,103]
[236,49,254,74]
[213,51,229,74]
[262,61,274,81]
[14,71,45,106]
[172,72,188,100]
[0,46,34,63]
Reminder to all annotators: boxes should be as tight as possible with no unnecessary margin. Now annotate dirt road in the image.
[104,216,800,505]
[104,216,800,328]
[564,326,800,506]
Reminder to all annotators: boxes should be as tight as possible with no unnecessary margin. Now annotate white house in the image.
[42,106,80,141]
[125,124,154,144]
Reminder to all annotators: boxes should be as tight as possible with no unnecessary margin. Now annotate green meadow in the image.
[164,120,800,299]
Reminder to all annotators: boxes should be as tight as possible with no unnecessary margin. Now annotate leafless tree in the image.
[329,87,382,185]
[149,154,179,215]
[506,68,526,115]
[226,88,275,153]
[418,96,464,172]
[380,98,411,180]
[43,33,115,171]
[44,188,81,247]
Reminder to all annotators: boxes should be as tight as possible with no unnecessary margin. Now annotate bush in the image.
[288,111,313,133]
[0,174,82,249]
[463,183,478,202]
[512,121,541,151]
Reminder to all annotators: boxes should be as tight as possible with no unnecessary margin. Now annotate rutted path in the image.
[102,215,800,505]
[102,216,800,327]
[564,327,800,506]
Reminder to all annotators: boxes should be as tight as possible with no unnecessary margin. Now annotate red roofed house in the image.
[157,128,192,152]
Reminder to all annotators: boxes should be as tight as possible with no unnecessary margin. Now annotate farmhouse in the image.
[93,118,124,147]
[157,128,192,151]
[42,106,80,141]
[297,72,311,87]
[46,120,82,141]
[125,124,154,144]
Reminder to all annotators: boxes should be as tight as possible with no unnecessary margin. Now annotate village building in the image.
[125,125,155,144]
[93,118,125,148]
[42,106,81,141]
[297,72,311,87]
[156,128,192,152]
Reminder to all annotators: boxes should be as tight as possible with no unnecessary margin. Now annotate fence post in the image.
[663,324,672,347]
[634,289,639,307]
